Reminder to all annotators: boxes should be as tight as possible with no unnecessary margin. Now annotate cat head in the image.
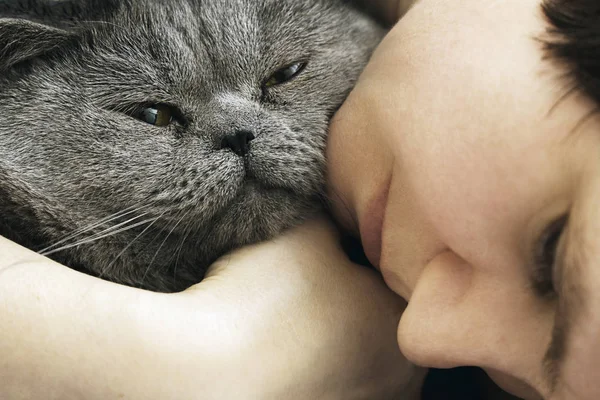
[0,0,384,291]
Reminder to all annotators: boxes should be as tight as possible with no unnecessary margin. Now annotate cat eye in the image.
[264,62,307,88]
[137,104,175,127]
[533,216,568,297]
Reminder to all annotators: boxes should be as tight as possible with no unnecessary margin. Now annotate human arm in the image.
[0,218,425,400]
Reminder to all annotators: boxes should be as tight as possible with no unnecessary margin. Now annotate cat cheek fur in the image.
[0,0,385,292]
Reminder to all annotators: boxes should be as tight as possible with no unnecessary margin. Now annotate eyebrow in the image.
[543,218,588,392]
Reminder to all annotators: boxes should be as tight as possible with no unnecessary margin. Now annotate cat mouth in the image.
[236,178,299,204]
[243,157,253,176]
[240,178,281,194]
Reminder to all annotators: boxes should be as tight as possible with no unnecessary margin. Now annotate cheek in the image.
[395,130,515,255]
[560,231,600,397]
[560,332,600,399]
[327,89,394,220]
[374,0,554,257]
[393,116,559,267]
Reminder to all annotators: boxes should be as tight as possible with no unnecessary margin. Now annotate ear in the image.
[0,0,86,71]
[0,0,125,71]
[0,18,74,71]
[0,0,86,23]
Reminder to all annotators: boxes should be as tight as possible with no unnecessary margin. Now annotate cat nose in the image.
[220,130,255,156]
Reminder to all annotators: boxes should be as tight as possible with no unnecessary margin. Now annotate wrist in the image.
[0,237,173,399]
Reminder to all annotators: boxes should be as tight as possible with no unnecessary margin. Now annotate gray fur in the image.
[0,0,383,292]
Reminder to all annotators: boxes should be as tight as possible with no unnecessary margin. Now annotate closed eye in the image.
[532,215,568,297]
[263,62,307,89]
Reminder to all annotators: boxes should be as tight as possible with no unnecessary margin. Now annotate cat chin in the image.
[213,183,320,241]
[137,192,320,292]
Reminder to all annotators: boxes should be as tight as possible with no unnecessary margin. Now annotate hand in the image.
[0,217,425,400]
[194,217,425,399]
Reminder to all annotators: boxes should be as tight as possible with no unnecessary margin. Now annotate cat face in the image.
[0,0,383,291]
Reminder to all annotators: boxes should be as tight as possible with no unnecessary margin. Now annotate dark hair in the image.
[543,0,600,107]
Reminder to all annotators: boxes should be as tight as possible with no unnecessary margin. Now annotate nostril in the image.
[221,130,255,156]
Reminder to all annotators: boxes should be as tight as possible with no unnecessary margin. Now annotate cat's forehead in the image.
[110,0,342,42]
[84,0,348,90]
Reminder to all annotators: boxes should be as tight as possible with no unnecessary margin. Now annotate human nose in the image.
[397,251,553,399]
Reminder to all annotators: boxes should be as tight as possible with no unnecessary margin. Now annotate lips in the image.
[359,175,392,268]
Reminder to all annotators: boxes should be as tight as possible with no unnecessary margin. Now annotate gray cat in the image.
[0,0,384,292]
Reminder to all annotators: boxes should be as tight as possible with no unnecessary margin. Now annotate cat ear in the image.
[0,0,93,71]
[0,0,124,71]
[0,0,86,25]
[0,17,75,71]
[0,0,121,23]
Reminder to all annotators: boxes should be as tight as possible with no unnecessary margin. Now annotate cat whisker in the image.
[99,210,168,281]
[40,211,152,256]
[41,216,158,257]
[75,212,153,242]
[171,218,196,280]
[38,205,150,254]
[140,210,191,286]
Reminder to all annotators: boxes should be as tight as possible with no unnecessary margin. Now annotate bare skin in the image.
[328,0,600,398]
[0,218,423,400]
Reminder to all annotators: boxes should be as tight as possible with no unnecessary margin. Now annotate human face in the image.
[327,0,600,399]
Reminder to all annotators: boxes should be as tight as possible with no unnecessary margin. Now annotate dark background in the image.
[422,368,521,400]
